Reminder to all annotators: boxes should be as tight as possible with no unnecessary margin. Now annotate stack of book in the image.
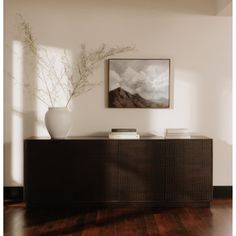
[165,128,191,139]
[109,128,140,139]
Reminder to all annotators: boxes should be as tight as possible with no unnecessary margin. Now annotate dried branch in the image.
[17,15,135,108]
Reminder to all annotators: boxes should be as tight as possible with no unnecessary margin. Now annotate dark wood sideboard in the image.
[24,136,213,208]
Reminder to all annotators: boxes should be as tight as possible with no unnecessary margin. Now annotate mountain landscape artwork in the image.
[108,59,170,108]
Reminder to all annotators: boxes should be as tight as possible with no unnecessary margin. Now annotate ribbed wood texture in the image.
[24,140,119,206]
[24,138,212,207]
[118,141,165,202]
[165,140,213,203]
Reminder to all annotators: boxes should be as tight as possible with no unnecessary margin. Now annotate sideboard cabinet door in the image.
[118,140,165,203]
[24,140,118,207]
[165,140,213,204]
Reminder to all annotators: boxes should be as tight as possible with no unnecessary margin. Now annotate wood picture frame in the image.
[108,59,170,108]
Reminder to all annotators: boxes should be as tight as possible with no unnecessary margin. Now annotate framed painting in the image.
[108,59,170,108]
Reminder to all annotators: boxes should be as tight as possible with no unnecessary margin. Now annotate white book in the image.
[166,132,190,137]
[166,128,189,134]
[109,133,140,139]
[109,132,137,135]
[165,135,191,139]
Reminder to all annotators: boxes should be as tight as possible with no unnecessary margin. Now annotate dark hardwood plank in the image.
[4,200,232,236]
[97,209,115,236]
[144,214,160,236]
[154,210,188,236]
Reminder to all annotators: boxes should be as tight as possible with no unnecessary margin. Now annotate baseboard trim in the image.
[4,186,232,201]
[213,186,232,199]
[4,187,24,200]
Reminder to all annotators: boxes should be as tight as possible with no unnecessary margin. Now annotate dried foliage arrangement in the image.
[18,15,134,107]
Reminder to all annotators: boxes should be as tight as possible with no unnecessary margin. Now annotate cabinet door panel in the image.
[118,140,165,201]
[165,140,212,202]
[24,140,118,206]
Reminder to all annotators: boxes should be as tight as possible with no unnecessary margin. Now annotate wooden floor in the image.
[4,200,232,236]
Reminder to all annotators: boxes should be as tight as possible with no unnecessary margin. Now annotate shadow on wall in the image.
[10,0,219,17]
[213,139,232,185]
[4,143,19,186]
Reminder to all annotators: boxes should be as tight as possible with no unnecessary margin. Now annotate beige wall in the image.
[4,0,232,186]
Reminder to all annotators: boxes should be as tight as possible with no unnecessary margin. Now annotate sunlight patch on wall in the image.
[11,40,23,185]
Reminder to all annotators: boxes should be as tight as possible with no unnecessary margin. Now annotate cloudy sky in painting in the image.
[109,60,169,101]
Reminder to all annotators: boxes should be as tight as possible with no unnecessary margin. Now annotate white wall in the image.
[4,0,232,186]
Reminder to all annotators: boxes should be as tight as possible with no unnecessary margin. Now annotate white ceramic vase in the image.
[45,107,72,139]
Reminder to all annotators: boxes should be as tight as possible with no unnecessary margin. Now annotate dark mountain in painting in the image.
[109,87,169,108]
